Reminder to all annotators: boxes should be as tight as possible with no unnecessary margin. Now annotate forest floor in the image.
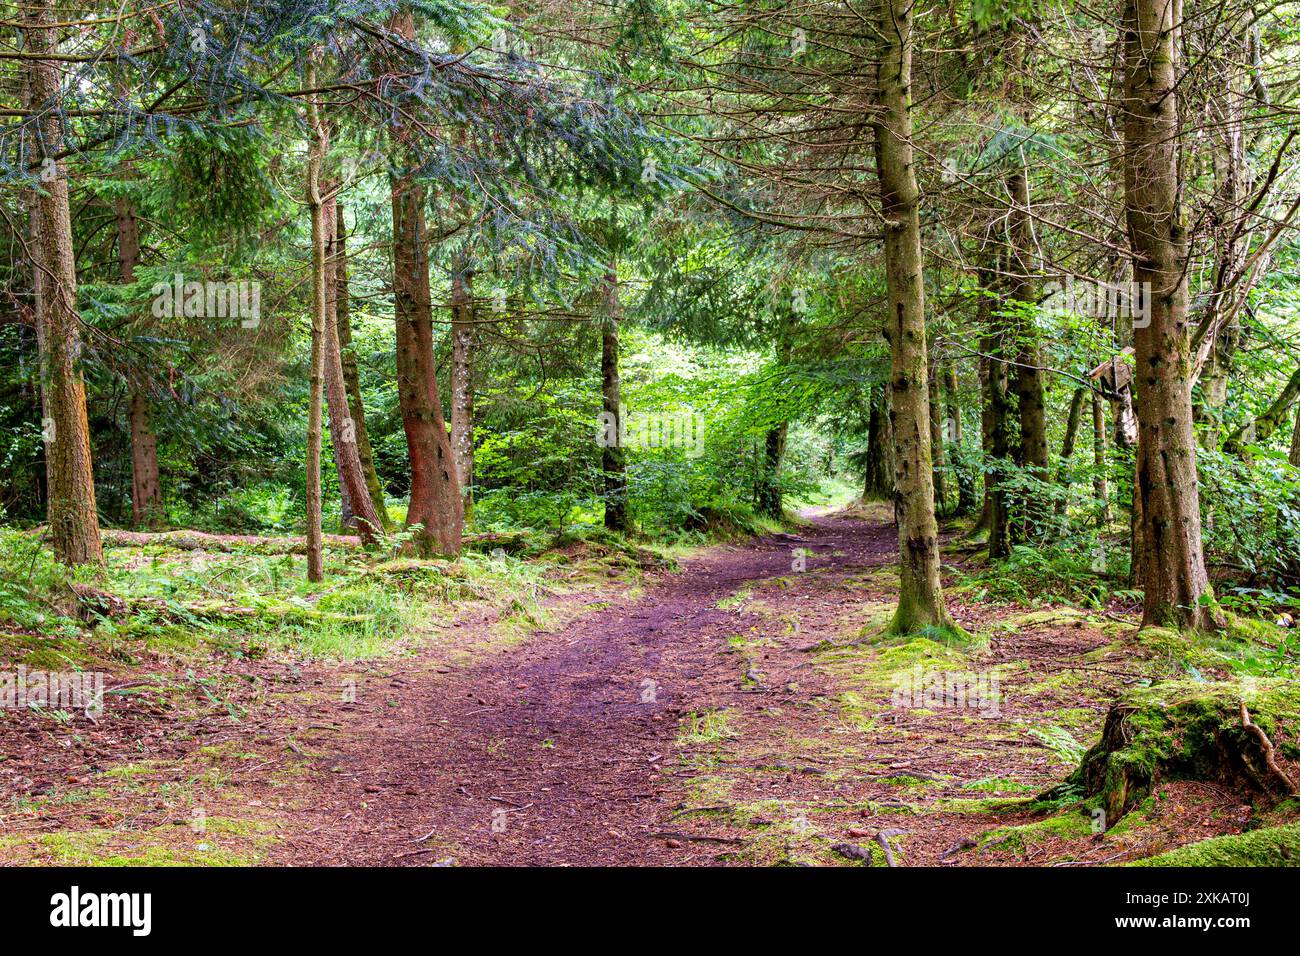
[1,505,1290,866]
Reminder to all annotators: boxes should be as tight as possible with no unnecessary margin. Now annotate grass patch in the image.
[677,709,740,746]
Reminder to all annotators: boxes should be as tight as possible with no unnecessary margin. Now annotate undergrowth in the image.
[0,524,665,666]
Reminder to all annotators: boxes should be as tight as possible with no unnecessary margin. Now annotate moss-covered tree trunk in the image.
[945,364,975,515]
[1054,387,1086,518]
[1052,685,1300,826]
[758,310,794,519]
[1122,0,1221,630]
[28,0,102,567]
[979,268,1015,559]
[871,0,953,635]
[1291,406,1300,467]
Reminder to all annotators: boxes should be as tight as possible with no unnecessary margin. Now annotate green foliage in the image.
[142,128,278,253]
[0,530,83,636]
[957,542,1122,609]
[1197,446,1300,586]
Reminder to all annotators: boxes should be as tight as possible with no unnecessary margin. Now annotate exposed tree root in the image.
[1044,683,1300,825]
[1240,701,1299,796]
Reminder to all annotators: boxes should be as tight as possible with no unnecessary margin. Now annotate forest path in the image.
[0,504,1233,867]
[272,505,1226,867]
[277,509,903,865]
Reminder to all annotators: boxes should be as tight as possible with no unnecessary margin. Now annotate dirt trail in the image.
[279,513,888,865]
[272,505,1251,867]
[5,508,1243,866]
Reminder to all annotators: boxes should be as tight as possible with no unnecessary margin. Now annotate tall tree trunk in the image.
[871,0,954,635]
[929,355,947,515]
[1285,408,1300,577]
[25,182,52,505]
[1195,24,1250,450]
[27,1,102,567]
[975,353,993,531]
[391,173,463,555]
[980,267,1015,559]
[758,424,788,518]
[338,461,354,531]
[1290,406,1300,468]
[601,264,628,532]
[1092,390,1112,526]
[450,270,475,524]
[304,68,328,581]
[945,364,975,515]
[115,198,163,528]
[128,390,162,528]
[321,191,382,543]
[758,311,794,519]
[1007,163,1049,540]
[1054,386,1087,518]
[1123,0,1221,630]
[334,203,390,530]
[387,11,462,556]
[863,383,894,501]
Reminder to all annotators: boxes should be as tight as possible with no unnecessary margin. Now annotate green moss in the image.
[717,587,754,611]
[198,742,258,763]
[961,776,1035,793]
[934,796,1033,814]
[878,773,948,789]
[1,818,276,866]
[1002,608,1091,628]
[1222,613,1289,646]
[1131,822,1300,867]
[980,810,1094,852]
[1051,679,1300,825]
[831,637,970,696]
[1106,796,1158,836]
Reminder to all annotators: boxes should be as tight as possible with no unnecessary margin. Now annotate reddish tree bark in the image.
[115,198,164,528]
[334,203,391,530]
[322,192,383,543]
[391,175,463,555]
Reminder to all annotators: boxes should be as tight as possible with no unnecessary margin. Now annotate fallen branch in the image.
[938,836,976,860]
